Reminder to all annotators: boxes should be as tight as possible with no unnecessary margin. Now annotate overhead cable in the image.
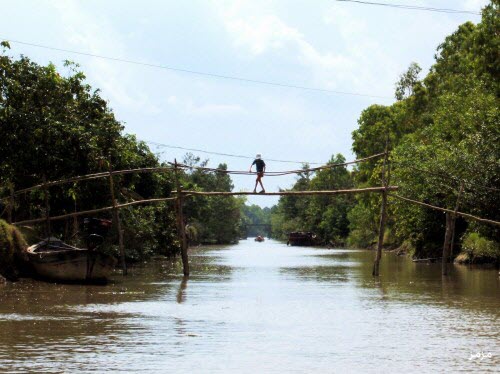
[1,37,391,99]
[146,140,324,165]
[334,0,481,15]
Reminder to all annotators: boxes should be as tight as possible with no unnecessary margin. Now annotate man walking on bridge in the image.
[250,153,266,193]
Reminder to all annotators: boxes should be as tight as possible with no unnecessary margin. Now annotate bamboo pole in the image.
[72,210,78,241]
[10,187,393,226]
[179,186,397,196]
[449,183,464,260]
[43,175,51,238]
[174,159,190,277]
[11,197,178,226]
[442,212,453,276]
[372,144,389,277]
[109,162,127,275]
[389,194,500,227]
[12,166,175,196]
[7,183,14,224]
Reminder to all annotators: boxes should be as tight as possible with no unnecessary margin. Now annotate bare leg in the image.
[256,175,265,192]
[259,179,265,192]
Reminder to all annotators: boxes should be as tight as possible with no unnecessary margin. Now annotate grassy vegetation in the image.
[455,232,500,265]
[0,219,28,281]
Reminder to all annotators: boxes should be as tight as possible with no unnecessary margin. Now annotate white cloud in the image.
[323,6,367,37]
[214,1,352,69]
[212,0,395,94]
[48,0,161,115]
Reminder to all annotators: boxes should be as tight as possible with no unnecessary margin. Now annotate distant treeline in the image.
[270,1,499,262]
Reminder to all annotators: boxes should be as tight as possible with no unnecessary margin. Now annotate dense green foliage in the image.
[180,154,242,244]
[456,232,500,264]
[348,1,499,258]
[0,44,179,260]
[239,203,272,237]
[271,155,354,245]
[272,2,499,260]
[0,47,242,259]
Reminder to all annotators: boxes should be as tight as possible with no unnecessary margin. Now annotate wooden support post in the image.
[372,143,389,277]
[42,175,51,238]
[442,212,453,276]
[449,183,464,260]
[7,183,14,224]
[372,190,388,276]
[442,183,464,275]
[72,200,78,241]
[109,162,127,275]
[174,159,190,277]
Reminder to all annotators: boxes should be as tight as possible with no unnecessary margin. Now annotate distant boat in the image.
[27,238,116,283]
[287,232,316,246]
[254,236,265,242]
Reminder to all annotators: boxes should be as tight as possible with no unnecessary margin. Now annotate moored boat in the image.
[26,238,116,283]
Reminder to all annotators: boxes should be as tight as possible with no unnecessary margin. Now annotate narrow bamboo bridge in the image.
[2,151,498,278]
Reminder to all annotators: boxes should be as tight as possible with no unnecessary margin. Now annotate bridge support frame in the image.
[174,160,190,277]
[372,142,390,277]
[109,162,127,275]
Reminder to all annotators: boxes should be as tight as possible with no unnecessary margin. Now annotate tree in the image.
[180,158,241,244]
[349,1,499,258]
[271,155,354,245]
[0,50,179,259]
[395,62,422,101]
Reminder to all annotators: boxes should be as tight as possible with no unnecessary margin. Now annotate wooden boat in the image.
[26,238,116,283]
[287,232,316,246]
[254,236,265,242]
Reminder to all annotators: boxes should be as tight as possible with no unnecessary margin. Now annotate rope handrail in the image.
[170,152,387,176]
[4,152,386,200]
[389,193,500,227]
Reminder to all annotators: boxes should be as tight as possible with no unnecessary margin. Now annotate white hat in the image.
[255,153,262,159]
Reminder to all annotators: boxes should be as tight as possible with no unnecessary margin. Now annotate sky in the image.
[0,0,489,207]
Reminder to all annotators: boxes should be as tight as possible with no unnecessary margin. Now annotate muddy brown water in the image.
[1,239,499,373]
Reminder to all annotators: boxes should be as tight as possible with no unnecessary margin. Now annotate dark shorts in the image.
[257,172,264,178]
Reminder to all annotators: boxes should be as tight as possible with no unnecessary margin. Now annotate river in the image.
[0,239,498,373]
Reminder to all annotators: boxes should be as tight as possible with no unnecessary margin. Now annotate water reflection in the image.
[0,239,498,372]
[176,277,188,304]
[280,265,350,283]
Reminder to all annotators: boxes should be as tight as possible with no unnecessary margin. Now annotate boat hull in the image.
[27,240,116,283]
